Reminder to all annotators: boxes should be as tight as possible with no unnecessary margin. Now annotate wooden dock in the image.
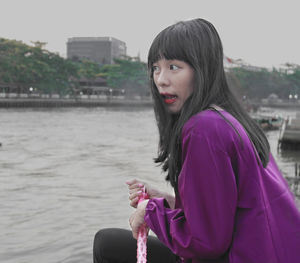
[285,163,300,198]
[251,114,283,131]
[278,113,300,150]
[286,176,300,198]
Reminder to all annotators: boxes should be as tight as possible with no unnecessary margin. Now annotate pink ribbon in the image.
[137,187,149,263]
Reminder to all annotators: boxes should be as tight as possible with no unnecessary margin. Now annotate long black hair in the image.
[148,18,270,191]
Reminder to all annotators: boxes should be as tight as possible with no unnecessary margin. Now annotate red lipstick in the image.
[160,93,177,105]
[165,98,177,104]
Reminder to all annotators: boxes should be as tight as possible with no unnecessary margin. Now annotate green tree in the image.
[100,56,149,98]
[0,38,78,96]
[283,64,300,97]
[227,67,293,100]
[75,59,102,79]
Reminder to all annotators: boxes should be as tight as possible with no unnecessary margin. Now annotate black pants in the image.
[93,228,178,263]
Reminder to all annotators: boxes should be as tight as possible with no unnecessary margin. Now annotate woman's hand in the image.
[126,179,163,208]
[129,200,149,239]
[126,179,176,209]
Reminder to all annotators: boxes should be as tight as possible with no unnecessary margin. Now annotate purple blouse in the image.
[144,110,300,263]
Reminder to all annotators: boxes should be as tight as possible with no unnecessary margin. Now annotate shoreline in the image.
[0,97,153,108]
[1,98,300,109]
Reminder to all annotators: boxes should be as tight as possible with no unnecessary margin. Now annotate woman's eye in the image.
[152,66,159,72]
[170,65,179,70]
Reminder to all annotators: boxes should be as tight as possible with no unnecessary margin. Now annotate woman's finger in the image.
[130,196,139,208]
[129,187,142,194]
[128,183,144,191]
[129,191,142,201]
[126,179,138,186]
[126,179,144,187]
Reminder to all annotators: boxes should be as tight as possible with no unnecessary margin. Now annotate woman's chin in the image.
[165,102,183,114]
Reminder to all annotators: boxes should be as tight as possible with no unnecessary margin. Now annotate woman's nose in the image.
[155,70,170,88]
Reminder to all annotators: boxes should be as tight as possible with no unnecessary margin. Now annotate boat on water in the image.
[251,114,284,131]
[279,113,300,150]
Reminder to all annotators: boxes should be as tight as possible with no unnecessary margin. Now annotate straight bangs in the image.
[148,23,195,73]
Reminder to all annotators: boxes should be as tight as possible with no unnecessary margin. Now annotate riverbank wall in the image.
[1,97,299,109]
[0,97,153,108]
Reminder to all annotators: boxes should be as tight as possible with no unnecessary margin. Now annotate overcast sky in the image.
[1,0,299,68]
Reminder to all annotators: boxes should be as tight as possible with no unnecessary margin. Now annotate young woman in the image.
[93,18,300,263]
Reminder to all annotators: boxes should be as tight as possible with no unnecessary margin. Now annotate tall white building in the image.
[67,37,126,64]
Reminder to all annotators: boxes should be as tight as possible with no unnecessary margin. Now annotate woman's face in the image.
[152,59,194,113]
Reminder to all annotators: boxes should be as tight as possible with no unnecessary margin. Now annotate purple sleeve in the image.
[144,130,238,260]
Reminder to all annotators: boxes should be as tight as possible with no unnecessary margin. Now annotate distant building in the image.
[66,37,126,65]
[261,93,282,104]
[223,56,266,72]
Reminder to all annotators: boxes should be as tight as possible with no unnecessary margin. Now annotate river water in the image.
[0,106,299,263]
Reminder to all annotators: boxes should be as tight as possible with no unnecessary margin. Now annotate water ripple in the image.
[0,107,298,263]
